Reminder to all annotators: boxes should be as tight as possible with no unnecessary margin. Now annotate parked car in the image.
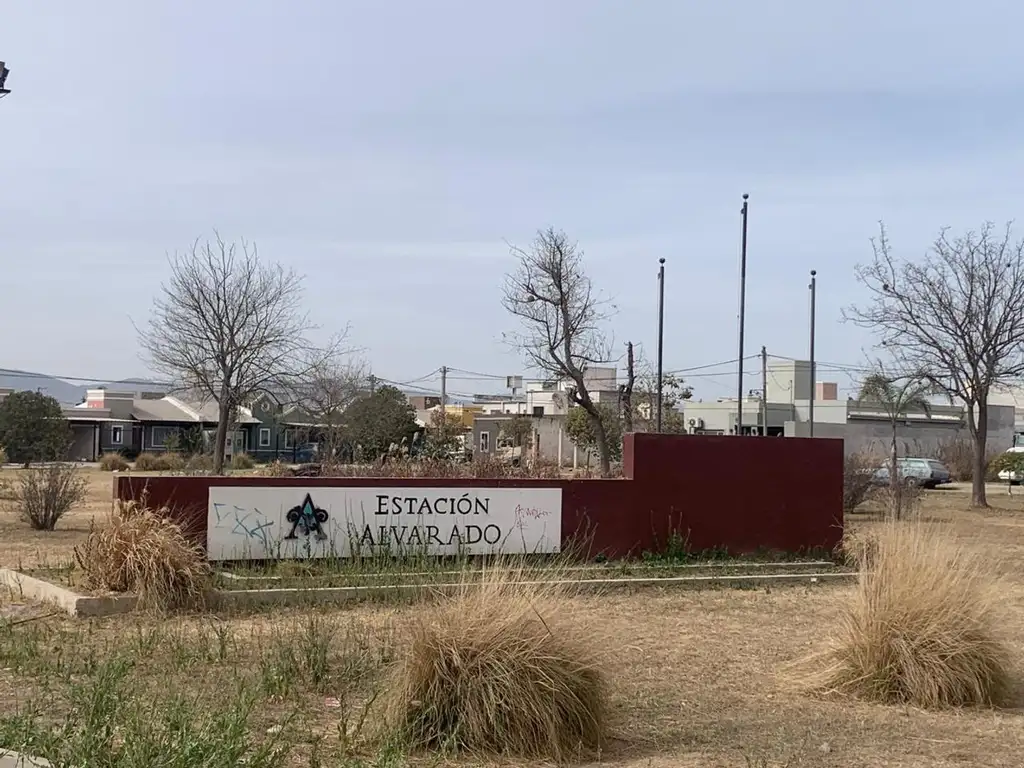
[995,446,1024,484]
[872,457,952,489]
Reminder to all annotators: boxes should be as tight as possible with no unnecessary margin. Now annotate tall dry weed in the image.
[381,561,608,761]
[74,500,211,612]
[803,520,1012,708]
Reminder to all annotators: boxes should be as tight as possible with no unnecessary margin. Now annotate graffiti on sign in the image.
[207,486,562,561]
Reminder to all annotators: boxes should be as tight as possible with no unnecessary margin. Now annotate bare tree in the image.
[857,362,934,519]
[846,222,1024,507]
[297,356,367,466]
[138,234,339,474]
[503,228,615,475]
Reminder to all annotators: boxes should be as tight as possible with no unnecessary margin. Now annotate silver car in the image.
[872,457,952,489]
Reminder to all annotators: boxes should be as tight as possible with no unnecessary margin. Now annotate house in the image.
[471,368,622,466]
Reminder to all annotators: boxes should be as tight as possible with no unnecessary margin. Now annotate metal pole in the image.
[0,61,11,98]
[809,270,817,438]
[737,193,749,435]
[760,345,768,436]
[656,258,665,433]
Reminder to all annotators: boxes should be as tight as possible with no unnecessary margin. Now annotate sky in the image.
[3,1,1024,401]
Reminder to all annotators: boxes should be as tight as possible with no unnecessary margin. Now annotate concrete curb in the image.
[0,569,137,618]
[0,749,51,767]
[213,570,856,610]
[2,567,856,617]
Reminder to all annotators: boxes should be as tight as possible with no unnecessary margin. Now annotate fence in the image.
[115,432,843,560]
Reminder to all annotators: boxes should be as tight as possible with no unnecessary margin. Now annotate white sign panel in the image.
[207,486,563,561]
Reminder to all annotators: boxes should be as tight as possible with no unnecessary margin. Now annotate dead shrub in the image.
[803,520,1012,708]
[933,436,1000,482]
[843,453,878,514]
[382,563,608,761]
[132,452,184,472]
[230,452,255,470]
[99,452,130,472]
[257,460,292,477]
[73,499,211,611]
[13,463,87,531]
[183,453,215,474]
[878,480,922,520]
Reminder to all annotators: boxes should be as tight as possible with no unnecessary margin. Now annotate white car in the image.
[997,446,1024,483]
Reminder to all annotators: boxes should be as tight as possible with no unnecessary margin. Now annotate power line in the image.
[0,369,168,385]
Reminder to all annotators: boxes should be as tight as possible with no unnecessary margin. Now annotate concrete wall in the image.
[784,404,1016,458]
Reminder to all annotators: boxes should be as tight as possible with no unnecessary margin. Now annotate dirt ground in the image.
[2,470,1024,766]
[0,466,115,568]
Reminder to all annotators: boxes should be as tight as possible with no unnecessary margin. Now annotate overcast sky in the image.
[3,1,1024,400]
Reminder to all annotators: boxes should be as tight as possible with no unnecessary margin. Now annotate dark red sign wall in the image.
[116,433,843,559]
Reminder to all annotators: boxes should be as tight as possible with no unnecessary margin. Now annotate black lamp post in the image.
[808,269,817,437]
[736,193,749,435]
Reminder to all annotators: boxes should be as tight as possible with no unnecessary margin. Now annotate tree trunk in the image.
[587,407,612,477]
[889,422,900,520]
[971,402,989,508]
[213,386,230,475]
[621,341,635,433]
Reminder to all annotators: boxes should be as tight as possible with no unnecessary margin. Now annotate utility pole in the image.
[368,374,377,394]
[439,366,448,432]
[808,270,817,438]
[737,193,750,436]
[656,258,665,432]
[760,345,768,437]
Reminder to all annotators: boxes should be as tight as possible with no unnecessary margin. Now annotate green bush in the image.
[99,452,130,472]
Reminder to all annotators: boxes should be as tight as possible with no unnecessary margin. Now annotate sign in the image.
[207,486,563,561]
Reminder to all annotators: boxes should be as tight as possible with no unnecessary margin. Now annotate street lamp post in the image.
[0,61,11,98]
[656,257,665,432]
[736,193,749,435]
[808,269,817,438]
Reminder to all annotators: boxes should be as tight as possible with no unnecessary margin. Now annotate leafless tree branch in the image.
[844,221,1024,506]
[136,233,344,473]
[501,228,616,474]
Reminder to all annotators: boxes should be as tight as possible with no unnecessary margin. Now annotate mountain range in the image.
[0,369,169,405]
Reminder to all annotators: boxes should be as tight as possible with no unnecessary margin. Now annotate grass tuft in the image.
[804,519,1013,708]
[73,500,212,611]
[99,452,130,472]
[381,561,608,761]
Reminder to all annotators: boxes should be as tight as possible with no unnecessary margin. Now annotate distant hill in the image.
[0,369,170,405]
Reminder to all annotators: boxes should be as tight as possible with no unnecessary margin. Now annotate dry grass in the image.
[3,476,1024,766]
[382,562,608,761]
[802,519,1013,708]
[73,499,212,611]
[98,452,130,472]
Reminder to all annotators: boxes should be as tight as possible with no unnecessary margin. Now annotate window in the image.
[532,406,545,418]
[110,426,123,445]
[479,432,490,453]
[259,428,271,448]
[284,429,295,449]
[151,426,174,447]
